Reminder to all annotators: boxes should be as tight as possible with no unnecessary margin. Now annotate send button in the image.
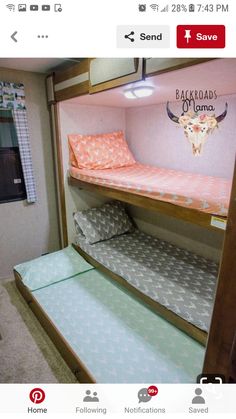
[117,26,170,48]
[140,32,163,41]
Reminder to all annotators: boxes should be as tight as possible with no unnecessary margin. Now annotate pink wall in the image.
[126,94,236,179]
[60,103,126,139]
[59,103,126,242]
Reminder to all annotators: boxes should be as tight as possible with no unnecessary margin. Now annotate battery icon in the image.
[189,4,195,12]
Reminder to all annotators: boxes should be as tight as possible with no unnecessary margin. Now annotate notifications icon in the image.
[138,386,158,403]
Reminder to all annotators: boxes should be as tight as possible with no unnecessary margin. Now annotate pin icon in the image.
[184,29,191,43]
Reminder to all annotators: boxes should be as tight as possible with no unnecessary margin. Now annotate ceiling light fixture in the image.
[124,86,154,99]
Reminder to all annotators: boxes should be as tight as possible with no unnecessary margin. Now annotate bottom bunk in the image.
[14,246,204,383]
[73,202,219,346]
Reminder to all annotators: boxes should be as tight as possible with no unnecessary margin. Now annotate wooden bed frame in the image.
[68,176,227,231]
[14,270,96,383]
[72,244,207,346]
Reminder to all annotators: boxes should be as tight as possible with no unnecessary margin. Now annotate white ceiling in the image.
[0,58,68,73]
[67,58,236,108]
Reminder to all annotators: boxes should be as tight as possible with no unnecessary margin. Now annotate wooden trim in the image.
[145,58,215,78]
[68,176,226,231]
[89,58,144,94]
[54,103,68,246]
[14,270,96,383]
[46,74,56,105]
[53,60,89,102]
[55,80,89,102]
[73,244,207,346]
[47,104,63,247]
[51,104,68,247]
[203,157,236,381]
[54,59,89,84]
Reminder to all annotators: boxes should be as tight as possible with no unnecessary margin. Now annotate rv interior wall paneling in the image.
[124,94,235,261]
[59,103,126,243]
[0,68,60,279]
[125,94,236,179]
[129,206,223,263]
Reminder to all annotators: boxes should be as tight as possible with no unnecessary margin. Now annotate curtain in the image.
[12,109,37,203]
[0,81,37,203]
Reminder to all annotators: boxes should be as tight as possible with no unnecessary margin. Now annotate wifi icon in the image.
[150,4,159,11]
[6,4,15,11]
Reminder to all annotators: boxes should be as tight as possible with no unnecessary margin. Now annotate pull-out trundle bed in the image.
[14,246,204,383]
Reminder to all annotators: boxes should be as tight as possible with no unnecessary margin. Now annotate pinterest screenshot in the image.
[0,0,235,418]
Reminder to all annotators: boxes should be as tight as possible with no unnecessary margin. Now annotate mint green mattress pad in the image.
[15,246,204,383]
[33,269,204,383]
[14,245,93,291]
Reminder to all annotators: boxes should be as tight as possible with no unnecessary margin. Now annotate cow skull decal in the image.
[166,102,228,156]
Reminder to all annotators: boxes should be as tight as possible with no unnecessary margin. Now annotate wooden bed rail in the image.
[68,176,227,232]
[203,156,236,382]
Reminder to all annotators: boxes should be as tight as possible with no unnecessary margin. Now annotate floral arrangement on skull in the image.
[166,103,228,156]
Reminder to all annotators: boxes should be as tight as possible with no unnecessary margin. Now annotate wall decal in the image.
[166,102,228,156]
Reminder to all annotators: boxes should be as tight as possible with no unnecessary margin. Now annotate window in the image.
[0,109,26,203]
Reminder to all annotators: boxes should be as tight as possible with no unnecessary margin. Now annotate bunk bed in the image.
[69,164,231,231]
[67,131,231,345]
[45,57,236,382]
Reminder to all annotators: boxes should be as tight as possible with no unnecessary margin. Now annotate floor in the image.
[0,279,77,383]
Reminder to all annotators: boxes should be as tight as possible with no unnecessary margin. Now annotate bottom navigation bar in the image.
[0,384,235,417]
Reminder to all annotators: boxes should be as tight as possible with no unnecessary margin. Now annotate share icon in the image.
[124,31,135,42]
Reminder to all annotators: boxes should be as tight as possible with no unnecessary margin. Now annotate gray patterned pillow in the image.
[73,201,134,244]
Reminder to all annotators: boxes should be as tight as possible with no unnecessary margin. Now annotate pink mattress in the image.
[70,163,231,216]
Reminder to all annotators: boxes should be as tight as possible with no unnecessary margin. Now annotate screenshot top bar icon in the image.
[6,3,63,12]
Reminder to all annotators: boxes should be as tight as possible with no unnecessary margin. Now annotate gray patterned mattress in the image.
[75,230,219,332]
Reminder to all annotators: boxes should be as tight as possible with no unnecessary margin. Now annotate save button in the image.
[177,25,225,48]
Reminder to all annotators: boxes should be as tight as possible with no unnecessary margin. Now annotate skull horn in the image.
[166,102,179,123]
[216,103,228,123]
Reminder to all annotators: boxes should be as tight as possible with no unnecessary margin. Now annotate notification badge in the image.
[147,385,158,397]
[138,385,158,403]
[29,388,46,404]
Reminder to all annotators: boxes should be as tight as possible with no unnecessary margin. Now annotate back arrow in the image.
[11,31,18,42]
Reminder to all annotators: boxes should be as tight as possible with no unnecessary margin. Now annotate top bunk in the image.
[68,130,231,231]
[49,58,235,232]
[68,166,230,231]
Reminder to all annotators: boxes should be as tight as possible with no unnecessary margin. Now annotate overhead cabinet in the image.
[53,59,90,102]
[50,58,213,103]
[89,58,144,93]
[145,58,213,76]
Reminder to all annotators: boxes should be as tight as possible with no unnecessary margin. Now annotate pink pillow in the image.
[68,131,136,170]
